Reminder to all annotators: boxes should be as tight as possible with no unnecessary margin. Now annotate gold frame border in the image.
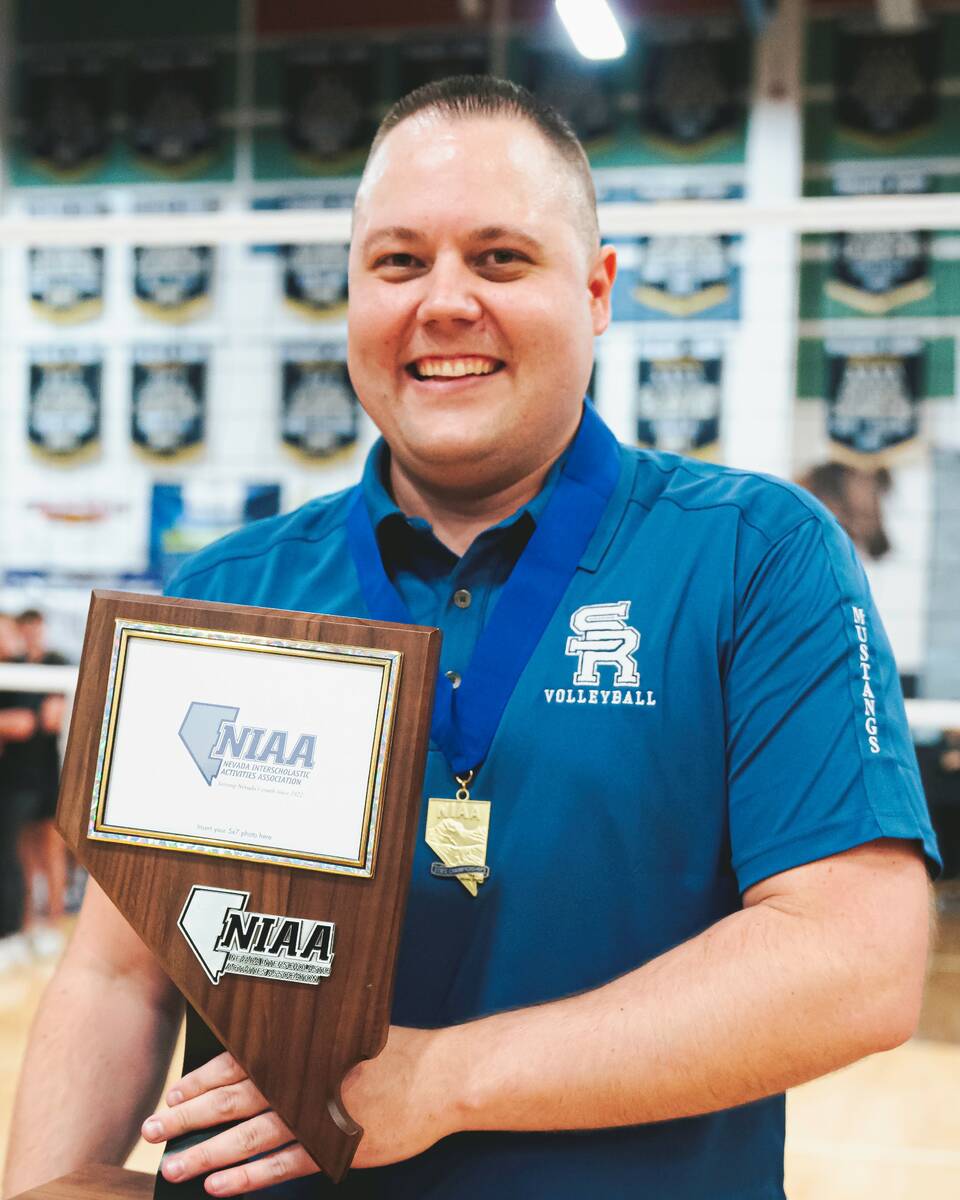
[88,619,401,877]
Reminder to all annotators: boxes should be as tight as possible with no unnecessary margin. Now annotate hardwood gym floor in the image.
[1,888,958,1198]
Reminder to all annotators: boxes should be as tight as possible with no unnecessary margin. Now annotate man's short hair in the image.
[366,75,600,251]
[16,609,43,624]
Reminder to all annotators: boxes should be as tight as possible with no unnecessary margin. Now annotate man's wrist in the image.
[421,1021,483,1138]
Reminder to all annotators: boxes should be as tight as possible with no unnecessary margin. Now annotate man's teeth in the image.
[416,357,498,378]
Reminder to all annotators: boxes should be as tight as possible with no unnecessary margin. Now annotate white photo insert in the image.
[89,622,401,876]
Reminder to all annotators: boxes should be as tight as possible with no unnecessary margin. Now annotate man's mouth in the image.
[406,356,506,381]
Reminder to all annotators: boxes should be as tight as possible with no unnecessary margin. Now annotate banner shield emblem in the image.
[636,349,722,456]
[826,341,923,461]
[28,350,102,461]
[284,46,376,174]
[631,235,738,318]
[132,347,206,459]
[283,244,349,319]
[134,245,214,322]
[29,247,104,323]
[640,38,744,156]
[128,51,220,177]
[281,347,358,460]
[835,28,938,149]
[24,57,109,180]
[826,230,932,314]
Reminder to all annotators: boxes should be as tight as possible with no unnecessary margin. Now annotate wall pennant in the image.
[127,49,220,178]
[281,345,358,461]
[636,346,722,458]
[826,230,933,315]
[825,339,923,463]
[131,345,207,460]
[282,243,349,320]
[23,56,110,181]
[284,44,377,174]
[835,27,939,150]
[29,246,104,323]
[639,37,744,157]
[134,245,214,322]
[28,348,102,462]
[631,234,738,319]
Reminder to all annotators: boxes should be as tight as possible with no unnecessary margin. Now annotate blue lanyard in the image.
[346,402,621,778]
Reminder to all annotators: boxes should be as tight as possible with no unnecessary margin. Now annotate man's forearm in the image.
[438,848,928,1135]
[3,963,181,1197]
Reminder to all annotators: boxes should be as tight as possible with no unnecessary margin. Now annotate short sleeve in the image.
[725,513,941,892]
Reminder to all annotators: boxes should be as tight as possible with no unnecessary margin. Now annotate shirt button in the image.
[453,589,472,609]
[445,669,462,689]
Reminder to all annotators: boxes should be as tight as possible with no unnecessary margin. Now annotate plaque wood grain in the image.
[9,1166,153,1200]
[57,591,441,1183]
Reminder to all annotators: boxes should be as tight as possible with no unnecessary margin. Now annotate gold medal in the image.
[425,771,490,897]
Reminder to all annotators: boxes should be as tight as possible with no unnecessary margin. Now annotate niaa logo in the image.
[179,701,318,786]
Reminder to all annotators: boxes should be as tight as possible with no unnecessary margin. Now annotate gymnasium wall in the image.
[0,0,957,703]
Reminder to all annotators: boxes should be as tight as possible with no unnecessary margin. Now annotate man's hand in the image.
[142,1026,458,1195]
[39,694,65,735]
[0,709,36,741]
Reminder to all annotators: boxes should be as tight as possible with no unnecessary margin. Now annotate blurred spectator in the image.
[0,613,38,970]
[797,461,892,560]
[13,610,71,954]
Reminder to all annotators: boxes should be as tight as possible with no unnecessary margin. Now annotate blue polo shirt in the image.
[168,410,939,1200]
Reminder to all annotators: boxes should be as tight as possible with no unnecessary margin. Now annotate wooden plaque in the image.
[56,590,441,1183]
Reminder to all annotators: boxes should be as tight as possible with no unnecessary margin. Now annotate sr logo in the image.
[565,601,641,686]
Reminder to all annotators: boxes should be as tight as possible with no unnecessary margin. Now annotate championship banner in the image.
[282,243,349,320]
[835,27,938,150]
[826,230,932,315]
[128,49,220,177]
[398,35,488,95]
[131,345,207,460]
[614,235,740,320]
[28,347,102,462]
[134,244,214,322]
[526,46,618,154]
[635,344,722,457]
[825,339,923,462]
[23,56,109,180]
[29,246,104,323]
[639,37,744,157]
[281,344,359,461]
[284,44,377,174]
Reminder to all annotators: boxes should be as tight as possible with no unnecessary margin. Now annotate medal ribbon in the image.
[346,401,621,777]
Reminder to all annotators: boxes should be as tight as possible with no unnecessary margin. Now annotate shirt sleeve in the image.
[725,512,941,893]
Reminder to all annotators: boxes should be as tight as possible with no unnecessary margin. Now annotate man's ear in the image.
[589,243,617,336]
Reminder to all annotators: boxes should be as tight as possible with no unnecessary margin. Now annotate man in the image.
[4,77,938,1200]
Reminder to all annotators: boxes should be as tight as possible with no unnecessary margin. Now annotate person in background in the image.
[13,610,70,954]
[0,614,39,970]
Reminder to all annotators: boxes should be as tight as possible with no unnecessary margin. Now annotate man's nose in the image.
[416,256,483,325]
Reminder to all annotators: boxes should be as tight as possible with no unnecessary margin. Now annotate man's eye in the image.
[480,249,524,267]
[375,253,421,269]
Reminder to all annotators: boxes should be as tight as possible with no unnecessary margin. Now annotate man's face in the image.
[348,114,615,493]
[17,618,45,661]
[0,617,25,660]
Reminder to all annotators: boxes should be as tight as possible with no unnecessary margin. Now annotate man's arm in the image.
[3,881,182,1199]
[437,837,930,1135]
[0,709,37,742]
[141,838,930,1194]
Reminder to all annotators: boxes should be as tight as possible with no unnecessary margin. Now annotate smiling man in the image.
[4,78,939,1200]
